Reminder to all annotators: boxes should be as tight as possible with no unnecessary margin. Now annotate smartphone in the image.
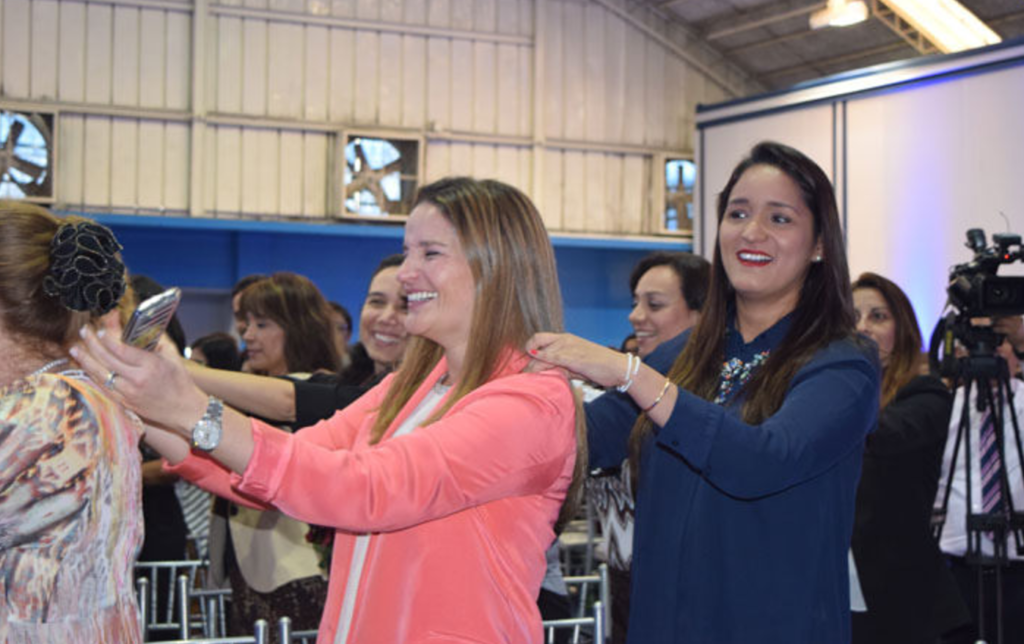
[122,287,182,351]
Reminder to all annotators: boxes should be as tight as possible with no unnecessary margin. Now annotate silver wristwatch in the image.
[191,396,224,452]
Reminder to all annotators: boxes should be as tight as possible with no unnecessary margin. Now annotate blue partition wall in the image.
[92,214,687,349]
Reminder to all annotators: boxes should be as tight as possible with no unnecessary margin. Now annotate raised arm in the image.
[185,360,297,423]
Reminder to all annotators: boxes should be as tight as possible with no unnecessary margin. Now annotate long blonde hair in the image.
[370,177,587,529]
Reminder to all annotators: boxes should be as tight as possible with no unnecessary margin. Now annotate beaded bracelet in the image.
[641,378,673,414]
[616,352,641,393]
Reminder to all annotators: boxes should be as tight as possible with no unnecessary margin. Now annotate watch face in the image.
[193,419,220,451]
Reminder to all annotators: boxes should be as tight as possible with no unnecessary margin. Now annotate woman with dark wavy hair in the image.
[0,202,141,643]
[73,177,584,643]
[849,272,969,643]
[529,141,880,643]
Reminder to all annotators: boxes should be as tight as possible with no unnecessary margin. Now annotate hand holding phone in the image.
[122,287,182,351]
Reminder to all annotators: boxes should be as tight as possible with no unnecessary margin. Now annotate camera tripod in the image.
[933,351,1024,644]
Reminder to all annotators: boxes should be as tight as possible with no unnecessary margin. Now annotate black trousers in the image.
[941,556,1024,644]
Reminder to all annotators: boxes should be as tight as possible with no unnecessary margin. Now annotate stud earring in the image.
[813,255,823,263]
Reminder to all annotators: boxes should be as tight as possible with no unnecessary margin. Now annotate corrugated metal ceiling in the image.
[642,0,1024,94]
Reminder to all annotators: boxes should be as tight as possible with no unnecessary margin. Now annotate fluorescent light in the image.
[810,0,869,30]
[881,0,1001,52]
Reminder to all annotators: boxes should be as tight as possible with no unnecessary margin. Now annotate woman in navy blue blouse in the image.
[529,141,880,644]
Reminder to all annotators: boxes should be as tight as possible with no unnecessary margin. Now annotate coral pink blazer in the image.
[169,353,577,644]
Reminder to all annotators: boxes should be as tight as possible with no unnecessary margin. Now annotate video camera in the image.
[930,229,1024,377]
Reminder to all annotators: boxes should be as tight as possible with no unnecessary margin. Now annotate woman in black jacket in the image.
[850,272,970,644]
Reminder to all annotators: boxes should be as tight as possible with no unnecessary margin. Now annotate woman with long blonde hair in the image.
[73,177,585,643]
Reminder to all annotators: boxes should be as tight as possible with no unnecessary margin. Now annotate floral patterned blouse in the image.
[0,371,144,643]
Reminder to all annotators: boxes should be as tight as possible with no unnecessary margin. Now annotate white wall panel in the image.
[110,118,138,206]
[495,144,517,188]
[496,0,517,35]
[331,0,355,18]
[113,8,140,106]
[472,41,495,133]
[470,142,495,179]
[495,43,518,136]
[517,46,530,136]
[58,114,85,205]
[427,0,449,28]
[353,30,379,123]
[302,132,327,216]
[278,130,303,215]
[584,152,607,232]
[30,0,58,99]
[83,117,112,205]
[139,11,167,108]
[449,141,472,175]
[623,25,645,146]
[644,38,665,148]
[560,1,584,141]
[562,149,585,231]
[451,0,472,31]
[240,129,261,212]
[58,1,86,102]
[215,126,242,212]
[268,22,304,118]
[242,20,268,115]
[2,0,30,97]
[541,149,563,229]
[424,140,451,183]
[165,12,190,110]
[378,32,402,126]
[603,10,625,143]
[604,153,623,231]
[257,129,279,213]
[474,0,494,32]
[138,121,165,208]
[583,3,604,143]
[328,28,355,122]
[165,122,189,210]
[356,0,377,20]
[542,0,563,140]
[426,37,450,130]
[621,154,645,233]
[305,26,329,121]
[401,35,426,128]
[449,39,472,129]
[85,4,113,104]
[218,17,243,112]
[404,0,426,24]
[380,0,401,23]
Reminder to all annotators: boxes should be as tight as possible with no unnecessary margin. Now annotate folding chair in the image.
[542,600,605,644]
[135,559,210,640]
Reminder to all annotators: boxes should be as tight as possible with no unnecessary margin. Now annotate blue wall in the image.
[92,214,687,349]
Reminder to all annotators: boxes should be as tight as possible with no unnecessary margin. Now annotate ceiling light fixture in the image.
[810,0,869,30]
[880,0,1001,53]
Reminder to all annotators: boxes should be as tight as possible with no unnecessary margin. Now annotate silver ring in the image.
[104,371,119,389]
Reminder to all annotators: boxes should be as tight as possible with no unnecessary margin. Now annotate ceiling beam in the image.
[871,0,938,55]
[706,3,825,41]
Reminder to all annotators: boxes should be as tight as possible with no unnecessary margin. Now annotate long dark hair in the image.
[629,142,858,471]
[852,272,922,407]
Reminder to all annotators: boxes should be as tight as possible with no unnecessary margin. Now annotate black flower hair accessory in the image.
[42,221,126,315]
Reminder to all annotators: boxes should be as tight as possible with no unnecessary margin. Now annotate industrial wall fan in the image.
[0,110,54,201]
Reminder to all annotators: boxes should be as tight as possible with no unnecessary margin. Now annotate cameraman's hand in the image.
[993,316,1024,353]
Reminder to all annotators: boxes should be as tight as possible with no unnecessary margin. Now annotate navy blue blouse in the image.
[585,316,880,644]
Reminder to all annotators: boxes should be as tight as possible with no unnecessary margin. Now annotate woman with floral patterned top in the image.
[0,202,142,643]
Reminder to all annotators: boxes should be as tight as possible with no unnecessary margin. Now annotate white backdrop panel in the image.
[846,63,1024,335]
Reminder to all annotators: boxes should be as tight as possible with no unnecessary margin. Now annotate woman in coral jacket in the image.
[72,177,585,644]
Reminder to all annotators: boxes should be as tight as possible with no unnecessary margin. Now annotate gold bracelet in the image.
[641,378,673,414]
